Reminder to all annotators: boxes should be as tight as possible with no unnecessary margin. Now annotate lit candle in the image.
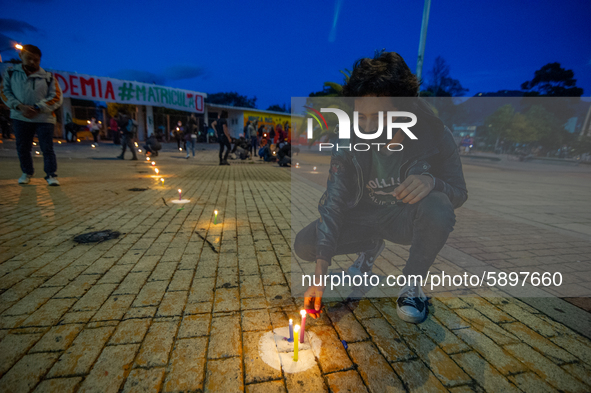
[214,210,218,225]
[313,166,317,171]
[35,151,40,155]
[178,189,182,200]
[179,148,182,151]
[91,144,95,148]
[138,149,142,152]
[160,178,164,186]
[288,319,293,342]
[300,310,306,344]
[155,168,159,174]
[293,325,300,361]
[151,161,155,166]
[146,157,150,161]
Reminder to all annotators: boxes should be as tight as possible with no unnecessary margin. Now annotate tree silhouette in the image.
[422,56,468,97]
[206,92,257,108]
[521,63,583,97]
[266,104,288,113]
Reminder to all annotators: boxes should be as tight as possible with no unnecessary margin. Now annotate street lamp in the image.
[0,43,23,63]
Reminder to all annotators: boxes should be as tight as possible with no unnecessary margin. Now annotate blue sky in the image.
[1,0,590,109]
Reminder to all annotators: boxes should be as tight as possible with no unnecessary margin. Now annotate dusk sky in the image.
[1,0,590,110]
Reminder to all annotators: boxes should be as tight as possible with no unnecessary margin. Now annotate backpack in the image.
[126,119,137,134]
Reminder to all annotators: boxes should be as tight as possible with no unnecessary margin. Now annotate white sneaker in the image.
[347,239,385,276]
[46,176,60,186]
[18,173,32,184]
[396,283,428,323]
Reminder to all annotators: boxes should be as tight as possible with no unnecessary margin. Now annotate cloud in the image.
[0,19,39,34]
[109,69,166,85]
[163,65,206,81]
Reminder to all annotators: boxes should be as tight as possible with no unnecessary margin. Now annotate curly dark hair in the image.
[342,52,419,97]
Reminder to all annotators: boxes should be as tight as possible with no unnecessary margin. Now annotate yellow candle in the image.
[293,325,300,361]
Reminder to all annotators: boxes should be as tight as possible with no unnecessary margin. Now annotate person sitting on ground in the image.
[295,51,467,324]
[143,134,162,157]
[277,141,292,167]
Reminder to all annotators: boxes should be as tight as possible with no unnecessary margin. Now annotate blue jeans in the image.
[294,191,456,278]
[13,119,57,178]
[186,138,196,156]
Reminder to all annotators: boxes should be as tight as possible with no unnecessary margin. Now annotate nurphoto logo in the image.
[306,107,418,151]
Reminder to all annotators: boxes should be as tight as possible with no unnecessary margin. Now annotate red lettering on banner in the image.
[80,77,96,97]
[55,73,68,93]
[196,95,203,112]
[69,75,79,96]
[105,81,115,100]
[97,79,103,98]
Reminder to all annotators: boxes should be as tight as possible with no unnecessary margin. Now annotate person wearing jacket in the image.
[1,45,63,186]
[109,116,120,144]
[294,52,467,324]
[116,111,137,160]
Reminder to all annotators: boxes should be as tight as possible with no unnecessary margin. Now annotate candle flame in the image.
[151,162,155,165]
[214,210,218,215]
[146,157,150,160]
[155,169,159,174]
[289,318,293,323]
[294,325,300,332]
[300,310,306,316]
[178,189,182,193]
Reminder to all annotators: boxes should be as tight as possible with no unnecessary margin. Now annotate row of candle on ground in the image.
[145,158,219,224]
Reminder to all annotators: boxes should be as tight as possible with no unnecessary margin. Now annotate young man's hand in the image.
[17,104,38,119]
[393,174,435,204]
[303,258,329,319]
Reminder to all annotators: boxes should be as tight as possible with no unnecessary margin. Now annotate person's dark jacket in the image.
[316,99,468,262]
[146,135,161,150]
[278,143,291,160]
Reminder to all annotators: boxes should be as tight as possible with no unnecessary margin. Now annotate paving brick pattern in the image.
[0,144,590,392]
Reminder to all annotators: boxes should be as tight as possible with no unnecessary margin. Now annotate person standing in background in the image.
[109,116,120,145]
[116,111,137,160]
[211,111,231,166]
[89,117,100,144]
[1,44,63,186]
[248,120,257,158]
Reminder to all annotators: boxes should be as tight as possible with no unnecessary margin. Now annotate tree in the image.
[107,103,137,118]
[521,63,583,97]
[266,104,288,113]
[521,63,583,124]
[484,104,515,148]
[308,85,339,97]
[422,56,468,97]
[206,92,257,108]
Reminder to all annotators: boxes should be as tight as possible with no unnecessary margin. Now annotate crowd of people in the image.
[212,115,296,166]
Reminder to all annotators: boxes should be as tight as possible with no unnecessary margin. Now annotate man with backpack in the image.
[1,44,63,186]
[116,111,138,160]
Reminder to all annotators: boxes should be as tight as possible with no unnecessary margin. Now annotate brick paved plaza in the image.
[0,141,590,392]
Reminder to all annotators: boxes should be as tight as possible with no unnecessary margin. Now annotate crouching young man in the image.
[294,52,467,323]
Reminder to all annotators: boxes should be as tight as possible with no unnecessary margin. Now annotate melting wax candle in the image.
[300,310,306,344]
[293,325,300,361]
